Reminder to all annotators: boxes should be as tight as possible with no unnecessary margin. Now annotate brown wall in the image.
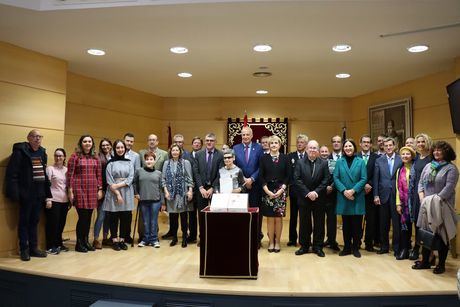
[0,42,67,254]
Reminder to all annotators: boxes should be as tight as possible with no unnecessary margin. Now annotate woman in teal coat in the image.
[333,139,367,258]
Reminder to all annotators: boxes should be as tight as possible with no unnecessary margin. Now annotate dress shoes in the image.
[352,249,361,258]
[181,240,187,248]
[376,249,389,255]
[84,240,95,251]
[295,247,310,255]
[287,241,297,247]
[30,248,47,258]
[412,262,430,270]
[339,249,351,256]
[112,242,121,251]
[313,249,325,257]
[365,245,375,252]
[170,238,178,247]
[92,239,102,250]
[59,245,69,252]
[274,248,281,253]
[20,249,30,261]
[119,242,128,250]
[433,265,445,274]
[408,249,419,260]
[162,232,174,240]
[329,244,341,252]
[187,236,197,244]
[268,248,275,253]
[396,249,409,260]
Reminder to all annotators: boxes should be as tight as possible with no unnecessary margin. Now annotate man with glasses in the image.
[139,134,167,171]
[6,129,52,261]
[192,133,224,243]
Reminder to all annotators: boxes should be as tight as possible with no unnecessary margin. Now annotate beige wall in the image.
[162,97,347,152]
[0,42,67,254]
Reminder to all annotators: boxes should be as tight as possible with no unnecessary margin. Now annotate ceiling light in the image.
[178,72,192,78]
[336,73,351,79]
[87,49,105,56]
[170,46,188,54]
[252,72,272,78]
[253,44,272,52]
[256,90,268,95]
[332,44,351,52]
[407,45,429,53]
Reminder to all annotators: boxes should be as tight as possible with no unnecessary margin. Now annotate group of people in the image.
[5,128,458,275]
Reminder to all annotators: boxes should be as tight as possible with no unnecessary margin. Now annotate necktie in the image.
[363,154,368,165]
[244,145,249,163]
[206,151,213,182]
[299,153,303,160]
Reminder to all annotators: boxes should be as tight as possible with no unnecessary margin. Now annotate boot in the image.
[396,249,409,260]
[409,246,420,260]
[75,239,88,253]
[84,238,95,251]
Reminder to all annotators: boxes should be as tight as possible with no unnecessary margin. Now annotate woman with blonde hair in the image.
[259,135,290,253]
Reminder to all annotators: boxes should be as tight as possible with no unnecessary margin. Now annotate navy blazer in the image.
[372,154,403,204]
[233,142,263,182]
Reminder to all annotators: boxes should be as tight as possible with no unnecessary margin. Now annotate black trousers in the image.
[18,197,44,251]
[342,215,363,251]
[400,221,413,251]
[379,200,401,253]
[45,202,69,249]
[324,197,338,245]
[109,211,131,240]
[298,200,325,250]
[76,208,93,242]
[170,212,188,239]
[187,190,200,240]
[364,193,378,247]
[288,186,299,243]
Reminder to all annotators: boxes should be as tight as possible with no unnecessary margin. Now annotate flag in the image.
[243,111,248,127]
[342,124,347,142]
[167,123,172,148]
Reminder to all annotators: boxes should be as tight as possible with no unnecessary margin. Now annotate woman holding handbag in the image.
[162,144,194,248]
[413,141,458,274]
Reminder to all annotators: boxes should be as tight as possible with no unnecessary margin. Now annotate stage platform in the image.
[0,224,459,307]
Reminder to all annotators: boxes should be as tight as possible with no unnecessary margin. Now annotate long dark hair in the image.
[76,134,97,158]
[98,138,112,163]
[54,148,67,166]
[111,139,127,161]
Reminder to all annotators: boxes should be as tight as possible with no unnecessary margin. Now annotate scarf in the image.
[165,159,184,200]
[397,165,410,230]
[427,160,448,184]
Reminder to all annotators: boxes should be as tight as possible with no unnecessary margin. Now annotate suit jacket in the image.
[333,156,367,215]
[372,153,403,204]
[233,142,263,182]
[287,151,305,186]
[192,148,224,189]
[357,152,378,186]
[294,157,329,205]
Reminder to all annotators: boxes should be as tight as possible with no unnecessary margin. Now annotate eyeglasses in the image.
[205,139,215,142]
[30,135,43,139]
[223,156,233,159]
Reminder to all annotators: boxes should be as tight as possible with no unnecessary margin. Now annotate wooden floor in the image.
[0,218,458,297]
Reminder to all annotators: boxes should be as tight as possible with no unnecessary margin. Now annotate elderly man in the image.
[286,134,308,246]
[6,129,52,261]
[294,140,330,257]
[139,134,167,170]
[233,126,264,245]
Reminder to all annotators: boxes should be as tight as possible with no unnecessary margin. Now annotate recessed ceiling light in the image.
[178,72,192,78]
[87,49,105,56]
[256,90,268,94]
[336,73,351,79]
[252,72,272,78]
[170,46,188,54]
[253,44,272,52]
[407,45,429,53]
[332,44,351,53]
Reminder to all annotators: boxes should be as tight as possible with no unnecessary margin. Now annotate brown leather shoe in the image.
[93,239,102,249]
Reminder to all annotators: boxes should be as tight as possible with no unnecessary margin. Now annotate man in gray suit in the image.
[193,133,224,211]
[373,137,402,255]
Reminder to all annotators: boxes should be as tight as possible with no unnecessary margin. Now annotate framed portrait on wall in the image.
[369,97,412,149]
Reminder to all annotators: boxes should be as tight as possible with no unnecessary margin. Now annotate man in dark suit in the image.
[233,126,264,244]
[193,132,224,212]
[294,140,330,257]
[357,135,379,252]
[286,134,308,246]
[323,135,342,251]
[373,137,402,255]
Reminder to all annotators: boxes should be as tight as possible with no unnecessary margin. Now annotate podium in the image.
[199,206,259,279]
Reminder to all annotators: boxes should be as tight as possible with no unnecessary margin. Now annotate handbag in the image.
[416,228,439,250]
